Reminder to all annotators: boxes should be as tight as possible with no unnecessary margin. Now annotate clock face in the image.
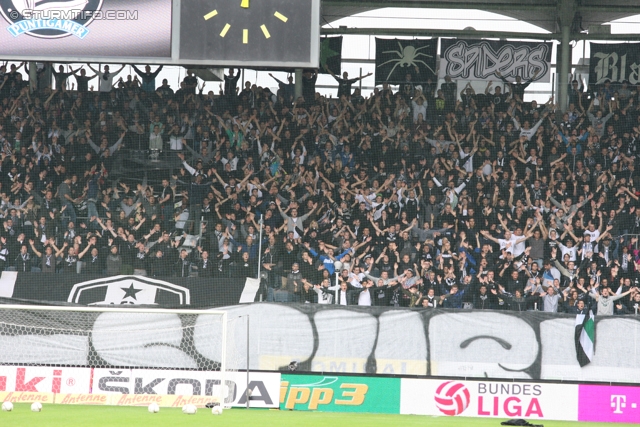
[180,0,318,67]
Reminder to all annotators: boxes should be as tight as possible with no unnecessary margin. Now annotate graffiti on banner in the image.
[439,39,552,82]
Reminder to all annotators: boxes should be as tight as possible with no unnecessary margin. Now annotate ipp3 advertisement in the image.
[280,374,400,413]
[0,0,172,58]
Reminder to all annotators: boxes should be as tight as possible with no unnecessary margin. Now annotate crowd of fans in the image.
[1,60,640,315]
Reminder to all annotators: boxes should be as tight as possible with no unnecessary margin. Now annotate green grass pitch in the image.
[0,403,637,427]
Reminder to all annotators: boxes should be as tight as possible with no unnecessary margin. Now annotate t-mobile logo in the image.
[611,395,626,414]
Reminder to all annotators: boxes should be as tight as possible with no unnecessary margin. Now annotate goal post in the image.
[0,304,244,409]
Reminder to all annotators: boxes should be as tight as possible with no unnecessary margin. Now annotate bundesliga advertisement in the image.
[401,379,579,421]
[0,0,172,59]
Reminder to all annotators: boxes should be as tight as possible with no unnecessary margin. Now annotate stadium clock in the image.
[203,0,289,45]
[179,0,320,67]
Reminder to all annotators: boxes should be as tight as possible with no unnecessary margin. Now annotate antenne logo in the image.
[0,0,103,39]
[434,381,470,416]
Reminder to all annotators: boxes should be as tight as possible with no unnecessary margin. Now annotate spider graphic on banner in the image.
[378,41,435,81]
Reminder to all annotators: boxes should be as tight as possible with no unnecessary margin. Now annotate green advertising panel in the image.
[280,374,400,413]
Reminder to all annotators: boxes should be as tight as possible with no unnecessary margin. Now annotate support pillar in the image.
[558,25,571,112]
[294,68,303,100]
[29,61,37,93]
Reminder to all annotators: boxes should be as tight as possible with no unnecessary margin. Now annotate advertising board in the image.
[3,365,640,424]
[0,366,91,394]
[579,384,640,424]
[401,378,578,421]
[92,369,280,408]
[280,374,400,413]
[0,366,280,408]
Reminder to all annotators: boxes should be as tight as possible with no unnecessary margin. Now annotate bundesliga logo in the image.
[0,0,103,39]
[434,381,471,416]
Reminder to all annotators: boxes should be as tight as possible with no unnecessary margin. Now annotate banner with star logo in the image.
[0,273,259,307]
[375,38,438,85]
[319,36,343,75]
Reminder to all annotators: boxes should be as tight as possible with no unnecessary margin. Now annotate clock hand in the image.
[241,0,249,8]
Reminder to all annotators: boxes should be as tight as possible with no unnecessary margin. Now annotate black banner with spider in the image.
[375,38,437,85]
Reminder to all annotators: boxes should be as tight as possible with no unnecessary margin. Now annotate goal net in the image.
[0,305,244,409]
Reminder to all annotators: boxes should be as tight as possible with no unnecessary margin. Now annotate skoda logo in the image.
[0,0,104,39]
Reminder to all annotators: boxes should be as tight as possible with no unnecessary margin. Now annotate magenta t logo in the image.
[611,395,626,414]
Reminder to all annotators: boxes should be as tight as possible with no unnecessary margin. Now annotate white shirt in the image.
[339,290,348,306]
[149,132,163,149]
[499,234,525,256]
[221,157,239,171]
[411,100,428,123]
[349,272,365,288]
[584,229,600,246]
[98,71,115,92]
[498,237,513,254]
[558,244,578,261]
[314,287,334,304]
[511,234,526,257]
[247,184,263,198]
[355,193,376,208]
[358,289,372,306]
